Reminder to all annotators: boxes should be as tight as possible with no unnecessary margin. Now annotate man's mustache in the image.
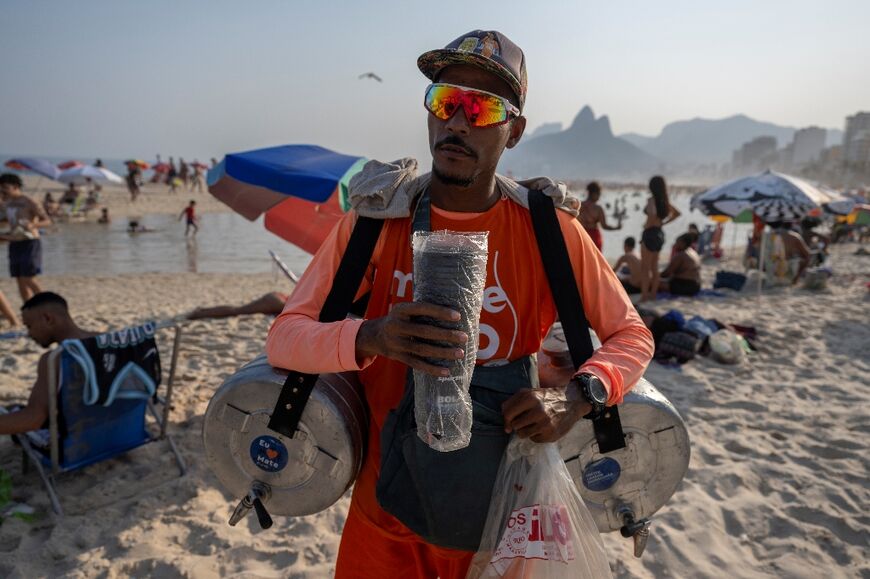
[435,136,478,159]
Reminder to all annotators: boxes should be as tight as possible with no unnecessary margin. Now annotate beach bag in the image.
[708,329,746,364]
[466,438,612,579]
[684,315,718,339]
[713,270,747,291]
[655,331,701,364]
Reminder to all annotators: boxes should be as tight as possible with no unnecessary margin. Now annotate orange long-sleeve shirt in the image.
[265,195,653,544]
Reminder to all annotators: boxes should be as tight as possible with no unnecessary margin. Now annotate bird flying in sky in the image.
[358,72,383,82]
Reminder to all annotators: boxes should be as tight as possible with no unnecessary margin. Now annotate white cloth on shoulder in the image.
[347,158,578,219]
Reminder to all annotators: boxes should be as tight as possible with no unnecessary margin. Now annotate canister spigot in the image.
[228,482,273,530]
[618,507,651,558]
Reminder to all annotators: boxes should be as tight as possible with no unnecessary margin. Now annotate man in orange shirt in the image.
[266,30,653,578]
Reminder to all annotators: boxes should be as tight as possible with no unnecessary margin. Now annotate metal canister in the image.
[539,323,691,535]
[557,378,690,533]
[202,355,367,518]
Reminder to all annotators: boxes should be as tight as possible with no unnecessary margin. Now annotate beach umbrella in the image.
[125,159,151,170]
[691,170,828,222]
[151,162,170,173]
[818,186,856,216]
[57,160,84,170]
[208,144,367,254]
[58,165,124,185]
[4,157,61,180]
[846,204,870,225]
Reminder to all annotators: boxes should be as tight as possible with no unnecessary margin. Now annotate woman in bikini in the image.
[640,175,681,301]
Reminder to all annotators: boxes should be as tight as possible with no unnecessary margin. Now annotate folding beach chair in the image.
[14,321,187,516]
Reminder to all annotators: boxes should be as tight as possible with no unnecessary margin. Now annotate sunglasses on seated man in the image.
[424,83,521,128]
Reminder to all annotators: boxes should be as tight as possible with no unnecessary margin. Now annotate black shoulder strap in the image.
[527,190,626,454]
[268,216,384,438]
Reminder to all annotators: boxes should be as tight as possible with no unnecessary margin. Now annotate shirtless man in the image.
[0,174,52,301]
[578,181,621,251]
[613,236,643,294]
[0,292,97,436]
[770,222,811,285]
[660,233,702,296]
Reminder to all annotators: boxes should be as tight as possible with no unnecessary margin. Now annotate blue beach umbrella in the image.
[208,144,366,254]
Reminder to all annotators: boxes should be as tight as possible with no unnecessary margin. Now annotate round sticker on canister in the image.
[250,435,289,473]
[582,457,621,491]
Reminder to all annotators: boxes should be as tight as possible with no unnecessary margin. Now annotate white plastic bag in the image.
[466,438,612,579]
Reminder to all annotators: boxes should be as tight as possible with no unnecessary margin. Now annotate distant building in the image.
[819,145,843,165]
[732,136,778,172]
[844,112,870,166]
[791,126,827,166]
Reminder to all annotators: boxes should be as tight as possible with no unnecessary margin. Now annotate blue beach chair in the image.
[15,321,187,516]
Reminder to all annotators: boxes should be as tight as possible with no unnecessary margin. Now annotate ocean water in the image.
[34,213,314,277]
[12,192,752,278]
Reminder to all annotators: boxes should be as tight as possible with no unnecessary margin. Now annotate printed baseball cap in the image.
[417,30,527,111]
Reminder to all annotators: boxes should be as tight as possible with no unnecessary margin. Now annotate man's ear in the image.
[506,116,527,149]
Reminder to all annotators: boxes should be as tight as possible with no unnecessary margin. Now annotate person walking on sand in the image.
[167,157,179,194]
[578,180,621,251]
[265,29,653,579]
[179,158,190,190]
[126,162,142,202]
[179,200,198,236]
[0,174,52,302]
[639,175,681,302]
[190,161,206,193]
[0,289,18,327]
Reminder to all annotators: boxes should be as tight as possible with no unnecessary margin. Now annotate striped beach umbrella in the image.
[750,197,815,223]
[208,144,366,254]
[691,170,831,222]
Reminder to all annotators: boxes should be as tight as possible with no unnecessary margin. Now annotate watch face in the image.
[585,376,608,404]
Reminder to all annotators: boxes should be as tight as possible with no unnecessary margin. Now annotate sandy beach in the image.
[0,243,867,578]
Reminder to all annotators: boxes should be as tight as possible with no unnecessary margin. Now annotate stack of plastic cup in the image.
[412,230,488,452]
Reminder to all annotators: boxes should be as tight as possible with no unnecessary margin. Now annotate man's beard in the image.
[432,165,476,188]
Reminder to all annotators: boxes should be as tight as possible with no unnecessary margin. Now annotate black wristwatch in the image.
[569,373,608,420]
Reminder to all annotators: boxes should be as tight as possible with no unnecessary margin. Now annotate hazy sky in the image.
[2,0,867,164]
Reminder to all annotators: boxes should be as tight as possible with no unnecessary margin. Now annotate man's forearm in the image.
[0,408,45,435]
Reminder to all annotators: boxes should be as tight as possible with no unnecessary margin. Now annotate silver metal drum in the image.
[557,377,690,533]
[203,355,367,517]
[538,322,690,535]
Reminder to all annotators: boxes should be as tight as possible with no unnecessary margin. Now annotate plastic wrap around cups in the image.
[412,230,489,452]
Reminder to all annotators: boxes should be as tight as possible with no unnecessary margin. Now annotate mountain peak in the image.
[596,114,613,137]
[570,105,596,130]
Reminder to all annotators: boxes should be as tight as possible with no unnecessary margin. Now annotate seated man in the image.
[613,236,643,294]
[767,221,812,285]
[0,292,97,436]
[659,233,702,296]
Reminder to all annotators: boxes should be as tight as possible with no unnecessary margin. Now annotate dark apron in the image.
[375,190,538,551]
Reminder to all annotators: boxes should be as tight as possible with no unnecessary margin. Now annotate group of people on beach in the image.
[577,176,703,301]
[0,168,204,328]
[0,27,865,579]
[126,156,213,202]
